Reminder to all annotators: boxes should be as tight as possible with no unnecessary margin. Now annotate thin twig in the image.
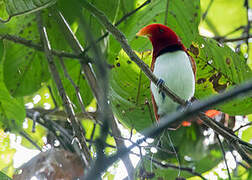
[19,131,42,151]
[52,10,135,179]
[88,123,97,149]
[216,134,231,180]
[214,34,252,43]
[144,155,207,180]
[79,12,136,180]
[84,0,151,52]
[80,0,187,106]
[82,79,252,180]
[164,0,169,25]
[0,34,84,60]
[202,0,214,20]
[36,12,91,167]
[244,0,250,56]
[47,85,58,109]
[80,0,252,160]
[234,122,252,132]
[59,57,86,113]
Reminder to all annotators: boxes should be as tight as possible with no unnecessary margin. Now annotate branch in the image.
[0,33,85,60]
[19,131,42,151]
[143,155,207,180]
[80,0,186,106]
[164,0,170,25]
[80,0,252,160]
[244,0,251,55]
[52,10,135,179]
[59,57,87,113]
[84,0,151,52]
[36,12,91,167]
[214,34,252,42]
[81,77,252,179]
[216,134,231,180]
[234,122,252,132]
[202,0,214,20]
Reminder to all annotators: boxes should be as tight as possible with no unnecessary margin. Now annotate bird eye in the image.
[159,28,164,33]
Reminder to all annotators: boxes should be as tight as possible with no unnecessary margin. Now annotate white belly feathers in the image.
[150,51,195,116]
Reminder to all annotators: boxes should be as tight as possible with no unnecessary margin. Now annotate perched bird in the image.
[137,24,196,126]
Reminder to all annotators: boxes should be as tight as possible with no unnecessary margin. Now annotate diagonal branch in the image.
[36,12,91,167]
[0,33,84,60]
[79,0,252,152]
[82,79,252,180]
[216,134,231,180]
[52,10,135,179]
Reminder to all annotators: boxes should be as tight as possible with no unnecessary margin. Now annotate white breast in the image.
[151,51,195,116]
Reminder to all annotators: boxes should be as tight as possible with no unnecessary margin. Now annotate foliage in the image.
[0,0,251,179]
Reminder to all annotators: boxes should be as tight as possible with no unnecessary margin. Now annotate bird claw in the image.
[157,78,164,88]
[177,100,192,112]
[157,79,166,101]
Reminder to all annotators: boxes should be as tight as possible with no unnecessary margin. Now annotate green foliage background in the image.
[0,0,251,179]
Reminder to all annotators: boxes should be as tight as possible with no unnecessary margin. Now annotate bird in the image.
[137,24,196,127]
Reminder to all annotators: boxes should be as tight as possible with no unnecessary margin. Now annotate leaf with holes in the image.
[110,50,153,131]
[193,37,252,115]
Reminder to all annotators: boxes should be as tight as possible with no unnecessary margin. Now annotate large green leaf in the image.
[0,14,50,97]
[110,51,153,130]
[0,40,25,130]
[4,0,56,18]
[194,37,252,115]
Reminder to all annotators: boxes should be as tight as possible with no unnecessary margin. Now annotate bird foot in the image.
[177,100,192,112]
[157,78,164,88]
[157,78,166,101]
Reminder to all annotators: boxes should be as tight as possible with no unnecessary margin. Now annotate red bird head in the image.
[137,24,185,59]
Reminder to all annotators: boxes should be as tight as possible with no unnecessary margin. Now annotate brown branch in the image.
[202,0,214,20]
[234,122,252,132]
[59,57,87,113]
[214,34,252,42]
[164,0,169,25]
[85,0,151,51]
[144,155,207,180]
[36,12,91,167]
[216,134,231,180]
[0,33,85,60]
[80,0,252,164]
[52,10,135,179]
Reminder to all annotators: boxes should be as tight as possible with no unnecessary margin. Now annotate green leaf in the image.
[0,40,25,130]
[0,14,51,97]
[4,0,57,18]
[0,171,12,180]
[110,51,153,131]
[194,37,252,115]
